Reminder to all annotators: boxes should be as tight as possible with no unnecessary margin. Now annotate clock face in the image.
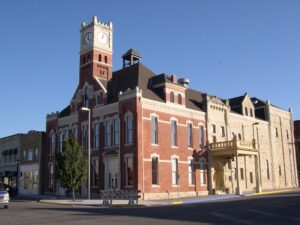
[97,32,108,44]
[84,32,92,45]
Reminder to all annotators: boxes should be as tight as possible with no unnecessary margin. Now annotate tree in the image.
[55,135,87,202]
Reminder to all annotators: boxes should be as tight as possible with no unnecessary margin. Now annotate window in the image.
[171,120,177,146]
[82,126,88,150]
[170,92,174,103]
[104,56,108,63]
[212,124,216,133]
[213,136,217,143]
[200,161,206,185]
[199,125,204,147]
[35,148,39,160]
[245,107,248,116]
[187,123,193,147]
[178,94,182,105]
[152,157,159,185]
[275,128,279,138]
[94,123,99,149]
[250,109,253,117]
[50,131,55,155]
[286,130,289,139]
[72,128,78,138]
[125,156,134,186]
[266,160,270,179]
[58,131,63,152]
[105,121,111,147]
[221,126,225,137]
[82,87,89,108]
[249,172,253,183]
[23,150,27,160]
[49,163,53,187]
[151,117,158,144]
[279,166,281,176]
[92,158,99,187]
[240,168,244,180]
[98,54,102,62]
[126,115,133,144]
[238,133,242,140]
[114,119,120,146]
[188,159,195,185]
[172,158,179,185]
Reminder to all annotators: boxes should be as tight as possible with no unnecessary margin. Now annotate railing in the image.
[209,139,257,152]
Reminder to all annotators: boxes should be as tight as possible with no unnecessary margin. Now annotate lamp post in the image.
[81,107,91,200]
[16,159,19,195]
[252,122,259,148]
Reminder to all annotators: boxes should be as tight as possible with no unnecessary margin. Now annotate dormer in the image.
[229,93,255,118]
[150,73,188,106]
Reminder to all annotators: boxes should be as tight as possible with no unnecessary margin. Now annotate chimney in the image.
[171,75,177,83]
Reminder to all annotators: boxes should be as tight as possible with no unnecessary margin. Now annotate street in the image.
[1,191,300,225]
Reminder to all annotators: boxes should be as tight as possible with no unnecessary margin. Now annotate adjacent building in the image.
[19,131,45,195]
[0,134,22,190]
[44,16,298,200]
[0,131,45,195]
[294,120,300,185]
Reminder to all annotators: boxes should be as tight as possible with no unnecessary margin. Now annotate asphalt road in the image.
[1,191,300,225]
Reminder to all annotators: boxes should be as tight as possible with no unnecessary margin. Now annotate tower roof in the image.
[122,49,142,59]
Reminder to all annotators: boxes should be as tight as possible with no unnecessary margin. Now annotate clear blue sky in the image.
[1,0,300,137]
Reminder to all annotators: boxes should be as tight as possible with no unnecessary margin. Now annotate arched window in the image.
[83,56,86,64]
[178,94,182,105]
[98,54,102,62]
[170,92,174,103]
[245,107,248,116]
[250,108,253,117]
[104,56,108,63]
[82,87,89,107]
[238,133,242,140]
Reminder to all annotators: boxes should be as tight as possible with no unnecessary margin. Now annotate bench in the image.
[100,190,141,205]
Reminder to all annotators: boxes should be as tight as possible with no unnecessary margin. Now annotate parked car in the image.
[0,183,10,209]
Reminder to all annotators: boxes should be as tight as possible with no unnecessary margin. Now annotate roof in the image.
[122,49,142,59]
[229,94,246,108]
[107,63,204,112]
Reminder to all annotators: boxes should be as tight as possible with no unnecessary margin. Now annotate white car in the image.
[0,184,10,209]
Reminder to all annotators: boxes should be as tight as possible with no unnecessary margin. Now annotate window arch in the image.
[238,133,242,140]
[178,94,182,105]
[170,91,174,103]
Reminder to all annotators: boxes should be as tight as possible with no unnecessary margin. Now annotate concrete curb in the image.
[251,189,297,196]
[172,195,241,205]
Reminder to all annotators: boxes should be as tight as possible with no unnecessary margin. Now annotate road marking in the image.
[210,212,252,225]
[246,208,273,216]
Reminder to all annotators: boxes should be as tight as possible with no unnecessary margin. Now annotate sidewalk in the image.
[16,188,299,207]
[31,194,242,207]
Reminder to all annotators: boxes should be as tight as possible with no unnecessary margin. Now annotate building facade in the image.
[44,16,298,199]
[294,120,300,185]
[0,134,22,190]
[0,131,45,195]
[19,131,45,195]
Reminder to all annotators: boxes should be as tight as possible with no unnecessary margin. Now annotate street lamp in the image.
[81,107,91,200]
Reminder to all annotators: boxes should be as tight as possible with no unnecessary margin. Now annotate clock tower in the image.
[79,16,113,83]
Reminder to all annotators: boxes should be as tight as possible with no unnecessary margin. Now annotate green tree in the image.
[55,135,87,202]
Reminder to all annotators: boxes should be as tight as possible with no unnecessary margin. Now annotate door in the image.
[104,157,119,189]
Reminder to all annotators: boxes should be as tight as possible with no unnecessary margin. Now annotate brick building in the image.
[44,16,298,199]
[294,120,300,185]
[45,16,208,199]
